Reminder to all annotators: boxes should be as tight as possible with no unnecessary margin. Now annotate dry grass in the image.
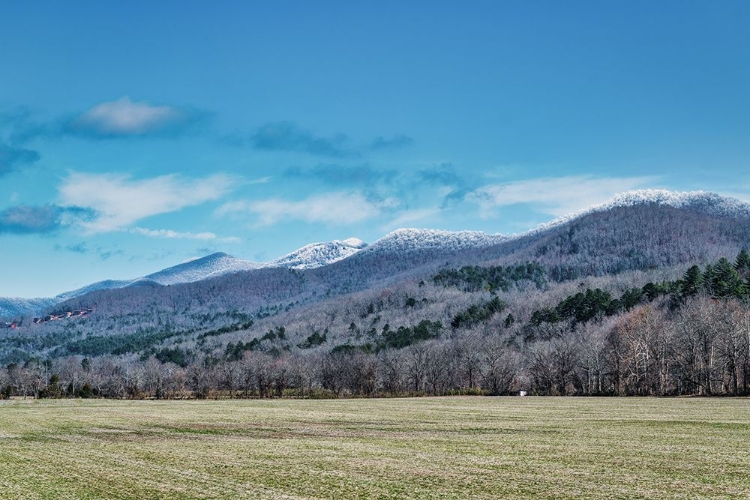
[1,397,749,499]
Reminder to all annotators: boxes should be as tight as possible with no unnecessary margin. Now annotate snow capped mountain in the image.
[600,190,750,217]
[341,237,367,248]
[363,228,508,255]
[139,252,261,286]
[266,238,368,270]
[524,190,750,237]
[54,255,262,303]
[5,189,750,321]
[0,240,368,318]
[55,280,132,302]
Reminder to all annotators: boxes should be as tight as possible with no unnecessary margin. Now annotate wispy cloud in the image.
[2,99,204,142]
[0,144,40,176]
[418,163,465,186]
[58,242,88,254]
[468,175,657,218]
[58,172,238,232]
[217,191,389,226]
[0,107,58,144]
[283,164,397,186]
[131,227,218,240]
[52,242,124,260]
[65,97,204,138]
[370,134,413,151]
[130,227,240,243]
[247,176,272,185]
[417,163,477,208]
[382,208,440,231]
[0,204,94,235]
[231,121,414,159]
[1,109,45,175]
[249,121,353,157]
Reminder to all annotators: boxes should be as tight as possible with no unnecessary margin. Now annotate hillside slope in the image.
[40,191,750,329]
[4,191,750,399]
[5,190,750,327]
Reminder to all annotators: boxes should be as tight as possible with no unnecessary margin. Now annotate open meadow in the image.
[1,397,749,499]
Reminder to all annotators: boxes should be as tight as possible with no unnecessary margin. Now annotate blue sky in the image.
[1,1,749,297]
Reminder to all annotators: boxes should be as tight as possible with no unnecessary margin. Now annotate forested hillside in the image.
[2,192,750,399]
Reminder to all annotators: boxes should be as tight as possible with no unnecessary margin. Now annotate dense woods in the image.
[2,252,750,399]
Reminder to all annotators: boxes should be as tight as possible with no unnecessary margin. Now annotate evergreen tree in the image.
[702,264,715,296]
[711,258,744,298]
[735,248,750,281]
[737,251,750,299]
[680,265,703,298]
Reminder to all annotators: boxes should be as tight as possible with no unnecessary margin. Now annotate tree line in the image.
[2,252,750,399]
[2,295,749,399]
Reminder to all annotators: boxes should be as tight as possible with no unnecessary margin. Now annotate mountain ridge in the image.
[0,238,369,318]
[3,189,750,320]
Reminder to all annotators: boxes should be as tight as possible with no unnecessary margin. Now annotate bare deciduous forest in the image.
[3,202,750,399]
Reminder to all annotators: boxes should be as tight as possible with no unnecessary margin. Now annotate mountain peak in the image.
[178,252,232,265]
[526,190,750,237]
[340,237,367,249]
[602,189,750,215]
[143,252,260,285]
[266,238,368,270]
[202,251,232,259]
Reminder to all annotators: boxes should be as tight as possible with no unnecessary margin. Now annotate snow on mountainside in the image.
[362,228,508,255]
[524,190,750,237]
[4,190,750,320]
[602,190,750,216]
[3,279,139,319]
[55,280,132,302]
[138,252,261,286]
[0,240,368,319]
[266,238,368,270]
[0,297,57,320]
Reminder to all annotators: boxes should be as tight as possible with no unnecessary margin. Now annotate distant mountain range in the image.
[0,238,369,318]
[2,189,750,320]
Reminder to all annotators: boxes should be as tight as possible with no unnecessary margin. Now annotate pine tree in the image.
[735,249,750,280]
[703,264,715,296]
[680,265,703,298]
[711,258,744,298]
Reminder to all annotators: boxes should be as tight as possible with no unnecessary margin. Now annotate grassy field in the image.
[1,397,749,499]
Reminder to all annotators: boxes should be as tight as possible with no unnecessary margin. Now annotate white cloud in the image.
[131,227,217,240]
[248,176,272,185]
[59,172,237,232]
[217,191,385,226]
[468,175,657,218]
[131,227,241,244]
[68,96,187,136]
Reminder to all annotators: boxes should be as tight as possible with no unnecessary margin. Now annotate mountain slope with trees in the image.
[3,190,750,399]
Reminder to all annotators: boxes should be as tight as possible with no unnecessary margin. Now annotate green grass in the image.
[1,397,749,499]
